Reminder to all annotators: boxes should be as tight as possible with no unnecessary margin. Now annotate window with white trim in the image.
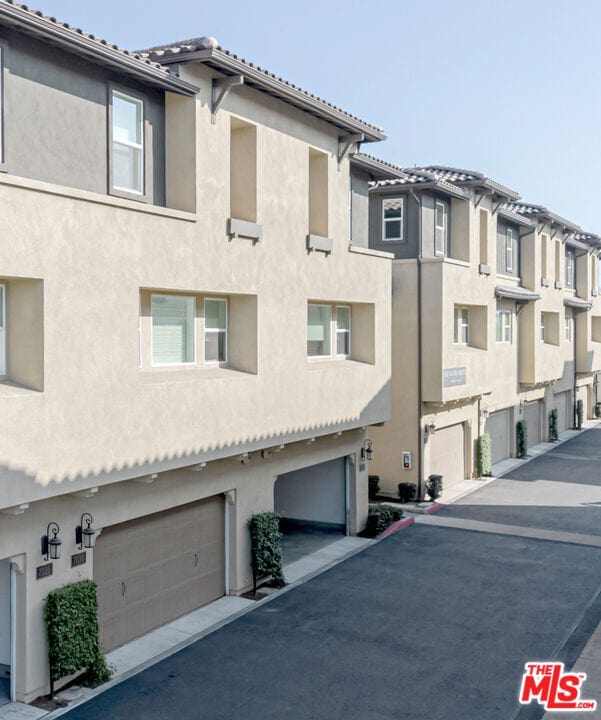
[454,306,469,344]
[336,305,351,356]
[204,298,227,363]
[496,309,512,343]
[0,284,5,374]
[505,227,515,273]
[540,315,546,343]
[565,249,575,289]
[565,313,572,342]
[382,198,403,242]
[307,304,332,357]
[112,90,144,195]
[151,294,195,366]
[435,200,449,256]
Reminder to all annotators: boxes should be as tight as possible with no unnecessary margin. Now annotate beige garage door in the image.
[94,496,225,652]
[429,423,465,489]
[555,391,571,434]
[485,410,510,464]
[524,401,542,447]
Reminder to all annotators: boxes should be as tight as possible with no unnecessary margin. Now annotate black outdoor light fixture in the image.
[41,522,62,561]
[75,512,96,550]
[361,439,373,461]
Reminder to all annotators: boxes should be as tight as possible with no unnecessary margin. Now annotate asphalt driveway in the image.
[61,521,601,720]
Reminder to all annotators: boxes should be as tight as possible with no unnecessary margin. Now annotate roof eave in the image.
[479,178,520,201]
[350,154,407,180]
[158,47,385,141]
[0,5,199,96]
[370,180,469,200]
[497,207,535,229]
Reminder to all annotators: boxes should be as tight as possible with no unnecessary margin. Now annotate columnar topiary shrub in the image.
[516,420,528,458]
[368,474,380,501]
[44,580,110,696]
[549,408,558,442]
[248,512,284,591]
[595,402,601,419]
[576,399,584,430]
[397,482,417,503]
[477,433,492,476]
[426,475,443,501]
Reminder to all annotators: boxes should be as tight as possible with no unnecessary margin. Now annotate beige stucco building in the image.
[366,163,601,500]
[0,5,392,702]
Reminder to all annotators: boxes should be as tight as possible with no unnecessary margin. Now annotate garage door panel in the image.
[524,402,542,447]
[555,391,570,434]
[485,410,510,464]
[429,424,465,488]
[95,496,225,652]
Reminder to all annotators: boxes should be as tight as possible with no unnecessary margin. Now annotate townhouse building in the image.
[365,162,601,499]
[0,3,392,702]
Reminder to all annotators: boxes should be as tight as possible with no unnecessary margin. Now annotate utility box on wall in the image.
[402,451,412,470]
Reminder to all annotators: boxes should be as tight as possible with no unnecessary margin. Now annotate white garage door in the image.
[275,458,346,528]
[94,496,225,652]
[485,410,510,464]
[429,423,465,489]
[524,401,542,447]
[555,391,571,434]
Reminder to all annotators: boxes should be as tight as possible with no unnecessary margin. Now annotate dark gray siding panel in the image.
[350,168,370,247]
[0,28,165,205]
[368,190,419,259]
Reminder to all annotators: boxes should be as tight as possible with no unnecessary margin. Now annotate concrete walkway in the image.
[0,535,371,720]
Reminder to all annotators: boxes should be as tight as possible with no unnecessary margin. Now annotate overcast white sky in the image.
[34,0,601,231]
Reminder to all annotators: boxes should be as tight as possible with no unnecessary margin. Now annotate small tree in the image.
[516,420,528,458]
[576,399,584,430]
[549,408,558,442]
[477,433,492,476]
[248,512,284,592]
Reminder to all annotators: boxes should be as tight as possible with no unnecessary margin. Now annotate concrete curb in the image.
[378,516,415,539]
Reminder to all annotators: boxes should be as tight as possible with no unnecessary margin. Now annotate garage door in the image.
[524,401,542,447]
[429,423,465,489]
[275,458,346,529]
[555,391,571,434]
[485,410,510,464]
[94,496,225,652]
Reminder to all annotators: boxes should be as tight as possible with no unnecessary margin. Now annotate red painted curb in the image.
[379,516,415,539]
[427,502,445,515]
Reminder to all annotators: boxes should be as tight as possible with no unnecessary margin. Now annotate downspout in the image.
[10,563,15,702]
[573,312,578,428]
[410,190,424,501]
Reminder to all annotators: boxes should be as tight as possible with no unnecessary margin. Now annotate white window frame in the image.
[0,284,5,375]
[111,89,144,196]
[307,303,332,358]
[203,297,228,365]
[496,309,512,344]
[454,306,469,345]
[382,198,404,242]
[150,293,196,367]
[335,305,351,357]
[565,313,572,342]
[505,227,514,273]
[435,200,448,256]
[565,250,575,289]
[540,315,546,343]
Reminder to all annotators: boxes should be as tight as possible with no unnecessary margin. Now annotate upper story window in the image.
[565,312,572,342]
[496,309,512,344]
[505,227,515,273]
[151,294,195,366]
[565,249,575,289]
[540,314,546,343]
[0,45,4,165]
[382,198,404,242]
[453,306,469,345]
[112,90,144,195]
[204,298,227,364]
[435,200,449,256]
[307,304,351,358]
[0,284,5,375]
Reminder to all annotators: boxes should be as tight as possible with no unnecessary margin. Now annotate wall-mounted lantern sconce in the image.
[75,512,96,550]
[361,439,373,461]
[424,421,436,437]
[482,408,490,419]
[41,522,62,561]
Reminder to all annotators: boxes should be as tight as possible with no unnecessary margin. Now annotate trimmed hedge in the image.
[365,504,402,537]
[248,512,284,590]
[477,433,492,476]
[368,475,380,501]
[426,475,443,501]
[44,580,110,690]
[549,408,558,442]
[397,482,416,503]
[516,420,528,458]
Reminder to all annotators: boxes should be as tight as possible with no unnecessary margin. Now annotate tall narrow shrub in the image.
[477,433,492,476]
[248,512,284,591]
[576,399,584,430]
[516,420,528,458]
[549,408,558,442]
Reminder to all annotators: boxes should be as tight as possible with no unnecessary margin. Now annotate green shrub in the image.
[595,402,601,419]
[426,475,443,501]
[368,475,380,500]
[365,504,402,537]
[576,399,584,430]
[549,408,558,442]
[248,512,284,590]
[44,580,110,692]
[516,420,528,458]
[477,433,492,476]
[397,482,416,503]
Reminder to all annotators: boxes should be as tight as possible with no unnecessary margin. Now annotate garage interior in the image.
[274,457,348,565]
